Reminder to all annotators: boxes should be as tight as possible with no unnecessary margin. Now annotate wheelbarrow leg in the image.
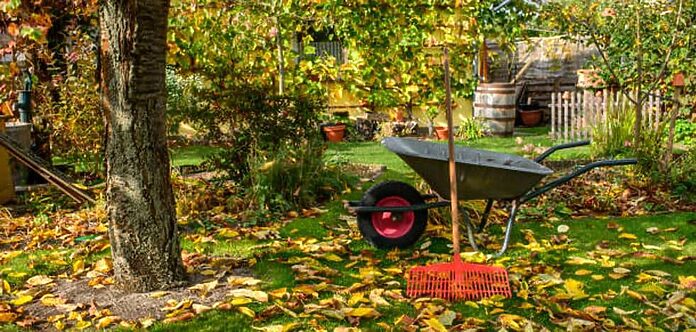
[464,200,519,257]
[477,199,494,233]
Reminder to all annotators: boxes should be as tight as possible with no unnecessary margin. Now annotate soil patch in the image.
[23,268,254,330]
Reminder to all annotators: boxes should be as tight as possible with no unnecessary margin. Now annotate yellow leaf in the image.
[575,269,593,276]
[96,316,119,329]
[626,290,646,302]
[382,267,402,275]
[1,279,11,295]
[189,280,218,297]
[323,253,343,262]
[40,294,66,306]
[423,317,448,332]
[228,289,268,302]
[237,306,255,318]
[566,257,597,265]
[344,307,380,318]
[26,275,53,286]
[591,275,604,281]
[230,297,253,306]
[54,320,65,330]
[93,258,112,273]
[74,320,92,330]
[619,233,637,240]
[564,279,588,300]
[218,228,240,238]
[678,276,696,290]
[268,288,288,299]
[464,301,479,309]
[252,323,300,332]
[369,289,390,307]
[149,291,170,298]
[11,295,33,306]
[348,292,365,306]
[140,318,156,328]
[72,260,85,274]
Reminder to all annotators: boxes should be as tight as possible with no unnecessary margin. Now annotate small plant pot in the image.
[323,124,346,142]
[519,109,543,127]
[434,126,449,140]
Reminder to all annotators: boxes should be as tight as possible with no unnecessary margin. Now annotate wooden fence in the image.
[549,89,665,141]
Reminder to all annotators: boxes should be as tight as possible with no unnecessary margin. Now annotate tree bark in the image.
[99,0,185,292]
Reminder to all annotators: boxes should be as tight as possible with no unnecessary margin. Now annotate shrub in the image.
[456,117,487,141]
[672,119,695,147]
[590,102,635,157]
[42,34,103,175]
[165,67,207,136]
[192,85,350,219]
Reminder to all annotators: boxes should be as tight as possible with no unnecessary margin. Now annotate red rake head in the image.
[406,256,511,301]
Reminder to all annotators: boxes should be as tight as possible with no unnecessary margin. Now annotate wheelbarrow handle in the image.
[520,158,638,204]
[534,140,591,162]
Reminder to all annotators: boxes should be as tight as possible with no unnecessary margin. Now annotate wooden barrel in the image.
[474,83,516,136]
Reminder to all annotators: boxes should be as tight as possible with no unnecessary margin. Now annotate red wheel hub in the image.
[371,196,415,238]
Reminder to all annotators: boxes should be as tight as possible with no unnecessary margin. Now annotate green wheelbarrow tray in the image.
[349,137,637,256]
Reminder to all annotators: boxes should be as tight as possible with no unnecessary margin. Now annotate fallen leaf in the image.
[237,306,255,318]
[424,317,447,332]
[192,304,212,314]
[95,316,119,329]
[0,312,17,323]
[252,323,300,332]
[26,275,53,287]
[618,233,637,240]
[228,289,268,302]
[11,295,33,306]
[344,307,380,318]
[575,269,593,276]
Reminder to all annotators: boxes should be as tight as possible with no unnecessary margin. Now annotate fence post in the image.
[561,92,567,141]
[551,92,556,139]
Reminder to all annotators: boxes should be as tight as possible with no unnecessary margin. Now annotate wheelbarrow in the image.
[348,137,637,256]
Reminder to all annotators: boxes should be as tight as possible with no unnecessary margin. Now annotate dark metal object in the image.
[16,74,33,123]
[350,137,637,256]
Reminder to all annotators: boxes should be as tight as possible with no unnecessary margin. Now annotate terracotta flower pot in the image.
[434,126,449,140]
[519,109,542,127]
[323,124,346,142]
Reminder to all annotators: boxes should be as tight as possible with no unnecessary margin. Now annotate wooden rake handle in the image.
[443,47,460,256]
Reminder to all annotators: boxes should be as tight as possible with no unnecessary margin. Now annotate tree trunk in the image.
[99,0,185,292]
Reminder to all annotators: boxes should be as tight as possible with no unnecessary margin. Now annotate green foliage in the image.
[192,86,349,219]
[543,0,695,92]
[672,119,696,147]
[39,33,103,175]
[165,67,207,136]
[456,117,487,141]
[590,102,636,157]
[246,139,350,216]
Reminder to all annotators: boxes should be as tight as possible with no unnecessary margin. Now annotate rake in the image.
[405,48,512,301]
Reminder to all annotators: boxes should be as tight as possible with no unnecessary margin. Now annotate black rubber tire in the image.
[357,181,428,249]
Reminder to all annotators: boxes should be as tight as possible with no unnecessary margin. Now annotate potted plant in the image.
[518,102,543,127]
[434,126,449,140]
[321,112,349,142]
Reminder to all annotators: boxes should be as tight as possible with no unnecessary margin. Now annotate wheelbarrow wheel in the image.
[358,181,427,249]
